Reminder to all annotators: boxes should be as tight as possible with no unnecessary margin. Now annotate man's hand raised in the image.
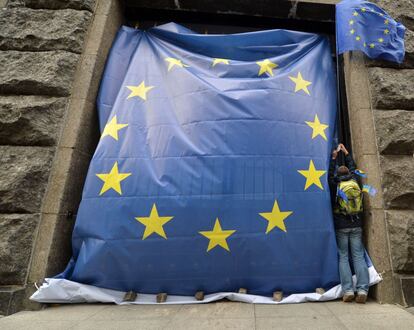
[339,143,349,156]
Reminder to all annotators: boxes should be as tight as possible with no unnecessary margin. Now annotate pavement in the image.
[0,299,413,330]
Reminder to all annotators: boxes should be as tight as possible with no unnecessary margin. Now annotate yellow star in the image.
[212,58,230,67]
[101,116,128,141]
[356,36,361,41]
[289,72,312,95]
[384,29,390,34]
[165,57,189,71]
[350,29,355,34]
[384,19,389,25]
[96,162,131,195]
[259,200,293,233]
[298,160,326,190]
[305,114,329,141]
[349,19,354,25]
[370,43,375,48]
[135,204,174,239]
[378,38,384,43]
[256,59,278,76]
[126,81,154,100]
[364,42,367,47]
[353,11,359,16]
[199,218,236,252]
[361,7,367,12]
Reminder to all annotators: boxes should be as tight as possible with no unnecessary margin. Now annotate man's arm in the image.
[340,144,356,172]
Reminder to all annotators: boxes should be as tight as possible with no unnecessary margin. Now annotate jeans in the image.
[335,227,369,294]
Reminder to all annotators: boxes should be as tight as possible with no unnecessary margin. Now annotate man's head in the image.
[337,165,349,176]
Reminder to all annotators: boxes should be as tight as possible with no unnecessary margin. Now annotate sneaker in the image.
[342,292,355,302]
[355,292,367,304]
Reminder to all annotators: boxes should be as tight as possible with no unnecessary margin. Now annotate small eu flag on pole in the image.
[336,0,406,63]
[363,184,377,196]
[354,169,367,178]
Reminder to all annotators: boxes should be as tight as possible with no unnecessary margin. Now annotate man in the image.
[328,144,369,303]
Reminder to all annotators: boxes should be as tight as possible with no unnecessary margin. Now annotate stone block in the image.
[345,52,371,110]
[7,0,96,11]
[123,291,137,302]
[59,98,99,155]
[0,8,92,53]
[368,68,414,110]
[0,50,80,96]
[84,3,122,56]
[0,146,54,213]
[195,291,204,301]
[349,108,378,156]
[386,210,414,273]
[71,54,107,102]
[42,147,92,215]
[370,270,395,304]
[374,110,414,155]
[273,291,283,302]
[95,0,122,16]
[400,276,414,306]
[0,214,39,285]
[0,96,67,146]
[27,213,74,283]
[363,209,392,273]
[0,286,26,316]
[156,293,167,303]
[380,155,414,209]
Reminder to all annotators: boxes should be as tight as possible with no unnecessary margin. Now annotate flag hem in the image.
[30,266,381,305]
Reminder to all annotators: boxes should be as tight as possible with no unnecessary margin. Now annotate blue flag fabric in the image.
[337,188,349,203]
[336,0,405,63]
[59,23,340,296]
[363,184,377,196]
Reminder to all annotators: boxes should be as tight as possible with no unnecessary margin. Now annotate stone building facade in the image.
[0,0,412,315]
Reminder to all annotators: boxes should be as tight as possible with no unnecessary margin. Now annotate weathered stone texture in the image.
[0,51,79,96]
[0,146,54,213]
[374,110,414,155]
[386,210,414,273]
[0,214,39,285]
[403,29,414,68]
[400,276,414,306]
[373,0,414,30]
[0,96,67,146]
[7,0,95,12]
[0,8,92,53]
[368,68,414,110]
[380,155,414,210]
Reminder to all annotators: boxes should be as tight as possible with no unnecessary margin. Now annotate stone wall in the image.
[0,0,123,315]
[370,0,414,307]
[345,0,414,307]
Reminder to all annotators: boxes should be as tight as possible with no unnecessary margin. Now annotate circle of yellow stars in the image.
[348,7,392,49]
[94,52,329,253]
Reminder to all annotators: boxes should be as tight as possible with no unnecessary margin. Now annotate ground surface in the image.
[0,300,413,329]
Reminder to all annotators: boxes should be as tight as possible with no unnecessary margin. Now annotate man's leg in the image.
[349,227,369,303]
[335,229,354,301]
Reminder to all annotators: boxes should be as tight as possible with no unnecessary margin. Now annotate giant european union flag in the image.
[60,23,340,296]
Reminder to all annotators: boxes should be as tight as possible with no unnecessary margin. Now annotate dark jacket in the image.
[328,153,363,230]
